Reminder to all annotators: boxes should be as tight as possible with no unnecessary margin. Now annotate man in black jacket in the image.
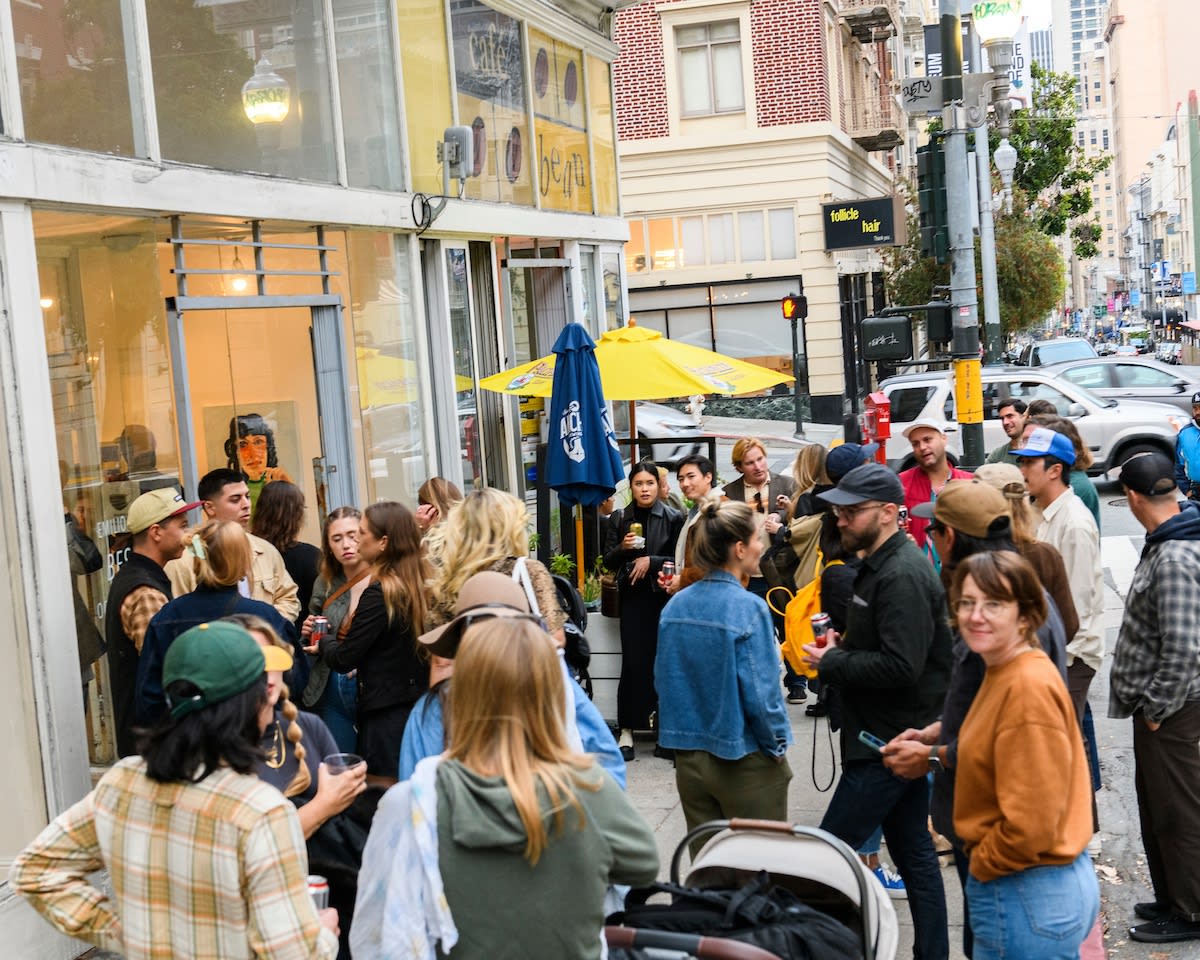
[806,463,952,960]
[104,488,196,756]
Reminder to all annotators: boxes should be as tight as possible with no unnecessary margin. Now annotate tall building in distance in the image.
[1051,0,1107,85]
[1029,28,1054,71]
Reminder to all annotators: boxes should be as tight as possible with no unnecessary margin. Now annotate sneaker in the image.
[1129,916,1200,943]
[805,701,828,717]
[1134,901,1171,922]
[787,682,808,704]
[872,865,907,900]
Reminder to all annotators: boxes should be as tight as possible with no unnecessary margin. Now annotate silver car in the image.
[879,366,1185,475]
[1046,357,1200,413]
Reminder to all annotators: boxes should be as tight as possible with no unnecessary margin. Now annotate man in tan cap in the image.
[104,488,198,757]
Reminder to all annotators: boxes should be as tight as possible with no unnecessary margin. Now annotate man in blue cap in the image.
[1012,425,1104,842]
[1174,391,1200,499]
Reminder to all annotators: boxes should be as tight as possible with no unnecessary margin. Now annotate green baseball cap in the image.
[162,621,266,720]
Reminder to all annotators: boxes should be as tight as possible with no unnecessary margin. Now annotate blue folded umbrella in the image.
[544,323,625,507]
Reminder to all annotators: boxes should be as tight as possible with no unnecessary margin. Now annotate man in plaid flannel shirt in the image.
[1110,451,1200,945]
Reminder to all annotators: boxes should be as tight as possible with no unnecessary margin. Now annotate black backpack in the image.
[550,573,592,698]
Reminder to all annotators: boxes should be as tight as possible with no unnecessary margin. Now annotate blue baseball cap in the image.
[825,442,880,484]
[1011,427,1076,466]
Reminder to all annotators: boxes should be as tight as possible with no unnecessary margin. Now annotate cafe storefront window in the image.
[451,0,534,206]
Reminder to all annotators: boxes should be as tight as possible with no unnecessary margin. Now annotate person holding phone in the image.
[949,551,1098,959]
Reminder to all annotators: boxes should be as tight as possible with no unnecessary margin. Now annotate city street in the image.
[609,474,1194,959]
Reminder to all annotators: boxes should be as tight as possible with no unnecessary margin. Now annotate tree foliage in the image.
[996,62,1111,259]
[884,188,1065,339]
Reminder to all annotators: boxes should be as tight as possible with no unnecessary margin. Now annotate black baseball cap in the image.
[817,463,905,506]
[1191,391,1200,405]
[1113,450,1177,496]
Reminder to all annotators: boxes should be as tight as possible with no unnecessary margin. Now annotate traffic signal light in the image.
[926,302,952,343]
[916,139,948,264]
[781,293,808,321]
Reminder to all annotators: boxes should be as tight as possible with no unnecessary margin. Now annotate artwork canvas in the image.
[202,401,302,485]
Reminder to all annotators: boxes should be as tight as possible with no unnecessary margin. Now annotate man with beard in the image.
[805,463,953,960]
[1174,392,1200,500]
[899,419,972,554]
[984,398,1027,466]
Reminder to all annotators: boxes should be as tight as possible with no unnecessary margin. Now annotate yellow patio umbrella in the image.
[357,347,473,406]
[479,322,793,452]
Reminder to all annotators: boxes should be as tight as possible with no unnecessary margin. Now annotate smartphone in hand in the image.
[857,730,887,754]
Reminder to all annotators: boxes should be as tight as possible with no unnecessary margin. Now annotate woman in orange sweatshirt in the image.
[951,551,1098,960]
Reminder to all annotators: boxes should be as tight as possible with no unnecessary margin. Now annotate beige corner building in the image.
[612,0,932,430]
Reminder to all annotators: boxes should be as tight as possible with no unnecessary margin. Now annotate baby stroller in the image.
[606,819,899,960]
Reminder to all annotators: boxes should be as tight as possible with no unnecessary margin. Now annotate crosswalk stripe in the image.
[1101,535,1141,599]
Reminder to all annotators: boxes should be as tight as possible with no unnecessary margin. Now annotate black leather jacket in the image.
[603,500,684,586]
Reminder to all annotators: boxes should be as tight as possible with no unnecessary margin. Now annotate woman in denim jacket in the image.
[655,498,793,837]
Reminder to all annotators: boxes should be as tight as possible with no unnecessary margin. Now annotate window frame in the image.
[674,20,745,118]
[657,0,754,134]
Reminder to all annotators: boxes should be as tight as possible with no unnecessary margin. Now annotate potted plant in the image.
[581,571,602,611]
[548,553,576,580]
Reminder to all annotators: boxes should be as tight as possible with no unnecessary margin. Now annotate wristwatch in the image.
[927,745,944,773]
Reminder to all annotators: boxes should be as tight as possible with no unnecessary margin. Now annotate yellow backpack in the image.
[767,551,843,679]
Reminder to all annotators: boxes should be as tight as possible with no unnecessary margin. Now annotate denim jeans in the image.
[820,760,949,959]
[966,852,1098,960]
[316,672,358,754]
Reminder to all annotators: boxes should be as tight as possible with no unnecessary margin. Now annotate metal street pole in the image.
[975,126,1002,363]
[790,314,804,438]
[942,12,985,468]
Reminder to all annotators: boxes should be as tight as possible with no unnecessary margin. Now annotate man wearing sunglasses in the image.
[805,462,954,960]
[397,572,625,786]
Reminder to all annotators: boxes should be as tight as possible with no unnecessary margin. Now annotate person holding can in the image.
[604,460,683,761]
[300,507,370,754]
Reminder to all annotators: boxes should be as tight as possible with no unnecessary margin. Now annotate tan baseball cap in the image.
[127,488,201,535]
[910,480,1011,539]
[418,571,542,659]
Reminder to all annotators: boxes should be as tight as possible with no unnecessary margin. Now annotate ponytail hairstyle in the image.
[224,613,310,799]
[689,496,757,573]
[189,519,253,589]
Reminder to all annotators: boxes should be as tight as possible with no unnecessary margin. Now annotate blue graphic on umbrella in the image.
[544,323,624,507]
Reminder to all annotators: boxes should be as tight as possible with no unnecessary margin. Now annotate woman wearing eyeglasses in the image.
[951,551,1097,959]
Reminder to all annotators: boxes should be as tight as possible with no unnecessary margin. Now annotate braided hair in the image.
[224,613,310,799]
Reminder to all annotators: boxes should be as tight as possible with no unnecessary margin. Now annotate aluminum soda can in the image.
[810,612,832,648]
[628,522,643,537]
[308,874,329,910]
[311,616,329,643]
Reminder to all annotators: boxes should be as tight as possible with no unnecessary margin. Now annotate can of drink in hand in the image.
[810,613,832,648]
[311,616,329,643]
[308,874,329,910]
[658,560,676,588]
[628,522,643,537]
[628,522,645,549]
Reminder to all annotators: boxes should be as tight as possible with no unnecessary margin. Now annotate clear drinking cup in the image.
[323,752,364,775]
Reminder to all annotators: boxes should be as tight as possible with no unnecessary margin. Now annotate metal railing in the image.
[846,94,904,150]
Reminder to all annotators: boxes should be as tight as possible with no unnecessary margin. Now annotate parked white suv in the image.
[879,366,1184,475]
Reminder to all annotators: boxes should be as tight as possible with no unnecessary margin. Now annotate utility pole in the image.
[941,11,984,468]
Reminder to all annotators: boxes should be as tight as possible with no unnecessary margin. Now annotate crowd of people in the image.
[9,398,1200,959]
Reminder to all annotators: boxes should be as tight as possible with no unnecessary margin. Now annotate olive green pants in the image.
[674,749,793,853]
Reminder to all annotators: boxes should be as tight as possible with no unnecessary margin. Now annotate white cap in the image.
[902,417,949,440]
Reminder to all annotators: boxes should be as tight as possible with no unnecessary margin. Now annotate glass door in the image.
[171,303,354,541]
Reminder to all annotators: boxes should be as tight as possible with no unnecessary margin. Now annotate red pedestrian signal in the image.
[781,294,808,320]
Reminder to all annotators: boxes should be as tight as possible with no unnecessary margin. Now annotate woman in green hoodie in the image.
[353,616,658,959]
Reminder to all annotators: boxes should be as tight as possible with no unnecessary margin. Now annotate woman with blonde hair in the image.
[415,476,463,534]
[353,618,658,959]
[136,519,300,725]
[309,501,430,780]
[784,442,831,521]
[429,487,565,642]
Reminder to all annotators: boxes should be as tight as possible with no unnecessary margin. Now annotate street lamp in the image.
[241,58,290,125]
[993,136,1017,214]
[973,0,1022,137]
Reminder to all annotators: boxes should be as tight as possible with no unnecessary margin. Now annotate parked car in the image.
[1115,344,1139,357]
[611,400,706,467]
[1156,342,1182,365]
[1096,341,1117,356]
[1013,337,1098,366]
[879,366,1184,475]
[1044,356,1200,413]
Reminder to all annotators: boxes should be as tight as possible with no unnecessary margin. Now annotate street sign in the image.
[1157,260,1171,282]
[902,76,943,113]
[1184,272,1197,295]
[1130,289,1141,307]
